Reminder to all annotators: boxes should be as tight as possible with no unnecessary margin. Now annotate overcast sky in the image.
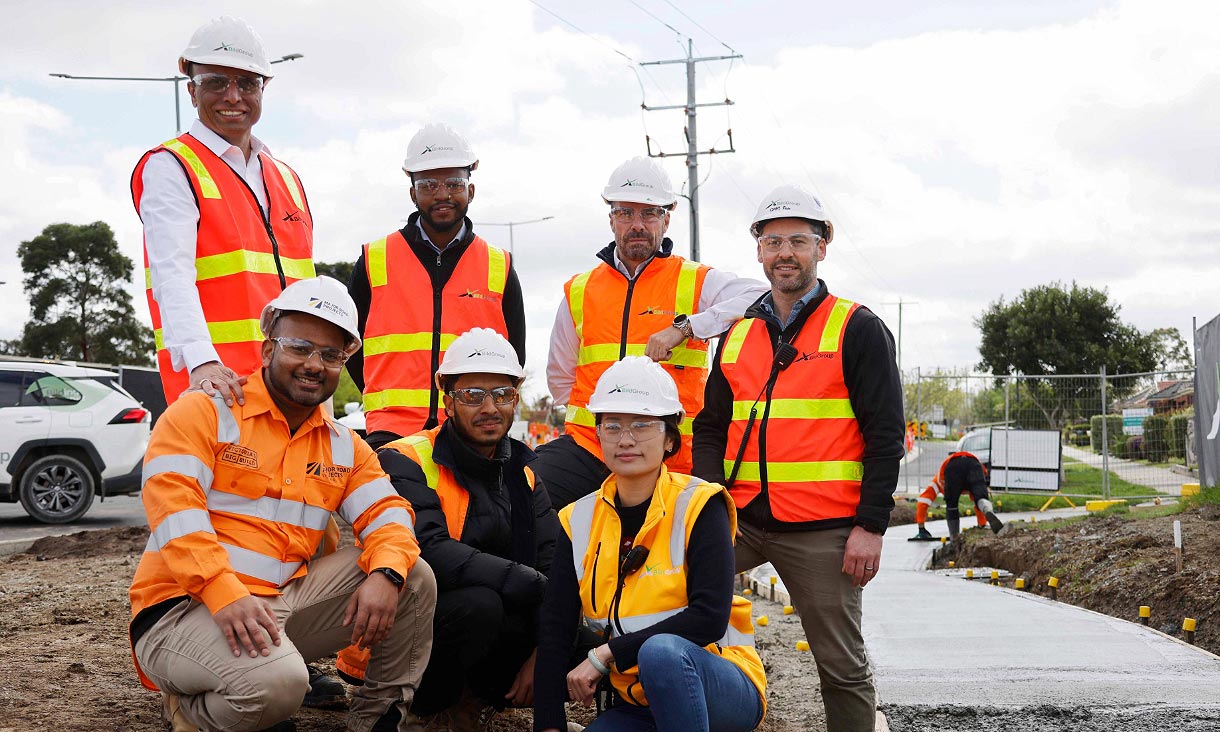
[1,0,1215,399]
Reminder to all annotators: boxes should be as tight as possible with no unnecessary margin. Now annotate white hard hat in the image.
[435,328,524,386]
[180,16,273,78]
[587,357,683,418]
[259,276,361,348]
[402,123,479,174]
[601,157,677,207]
[751,184,835,243]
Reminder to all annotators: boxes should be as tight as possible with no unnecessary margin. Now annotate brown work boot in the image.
[448,688,494,732]
[161,692,201,732]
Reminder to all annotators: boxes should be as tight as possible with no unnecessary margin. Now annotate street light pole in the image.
[50,53,304,134]
[473,216,555,255]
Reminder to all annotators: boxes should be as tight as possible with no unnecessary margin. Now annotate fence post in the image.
[1100,365,1110,501]
[916,368,923,490]
[1192,316,1204,485]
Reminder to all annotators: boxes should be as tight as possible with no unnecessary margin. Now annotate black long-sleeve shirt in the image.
[533,494,733,731]
[345,213,527,394]
[692,281,905,534]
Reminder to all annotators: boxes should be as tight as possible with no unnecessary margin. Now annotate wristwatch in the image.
[672,314,694,339]
[371,567,405,590]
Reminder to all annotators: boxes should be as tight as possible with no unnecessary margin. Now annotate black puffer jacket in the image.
[378,421,559,610]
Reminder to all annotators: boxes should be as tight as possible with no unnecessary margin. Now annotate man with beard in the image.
[129,276,436,732]
[692,185,905,732]
[536,156,766,508]
[337,328,558,731]
[346,124,526,449]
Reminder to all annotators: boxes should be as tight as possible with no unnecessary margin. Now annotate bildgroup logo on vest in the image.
[459,289,488,300]
[638,306,678,317]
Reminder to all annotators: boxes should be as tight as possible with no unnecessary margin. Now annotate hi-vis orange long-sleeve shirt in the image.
[129,370,419,623]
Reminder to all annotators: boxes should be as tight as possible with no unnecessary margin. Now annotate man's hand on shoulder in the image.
[842,525,883,588]
[189,361,247,407]
[213,595,281,657]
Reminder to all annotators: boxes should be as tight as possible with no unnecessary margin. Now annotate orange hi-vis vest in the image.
[131,133,315,403]
[361,231,511,436]
[559,469,767,712]
[563,256,709,471]
[719,295,865,524]
[128,370,418,690]
[336,425,537,681]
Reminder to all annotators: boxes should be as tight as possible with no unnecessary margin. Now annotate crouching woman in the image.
[533,356,766,732]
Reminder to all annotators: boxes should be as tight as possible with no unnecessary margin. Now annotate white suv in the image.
[0,362,151,524]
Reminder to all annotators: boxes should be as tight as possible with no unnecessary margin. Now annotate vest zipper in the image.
[590,541,602,613]
[616,258,652,359]
[228,149,287,289]
[426,249,444,428]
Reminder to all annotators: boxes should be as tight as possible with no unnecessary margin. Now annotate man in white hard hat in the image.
[692,186,905,732]
[336,328,560,731]
[536,156,767,509]
[346,124,526,450]
[129,277,437,732]
[133,16,316,411]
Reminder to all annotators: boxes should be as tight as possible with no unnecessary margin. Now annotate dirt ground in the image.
[0,528,822,732]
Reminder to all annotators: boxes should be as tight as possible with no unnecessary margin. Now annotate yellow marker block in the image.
[743,589,752,596]
[948,561,956,568]
[940,537,948,545]
[757,616,769,626]
[1181,483,1201,497]
[783,605,795,615]
[770,576,778,585]
[795,640,810,652]
[1183,618,1197,632]
[1030,515,1037,523]
[1048,576,1060,588]
[990,570,1000,584]
[996,500,1003,508]
[1015,578,1026,590]
[965,569,974,579]
[965,509,973,516]
[1155,498,1162,506]
[1140,606,1151,618]
[1085,499,1125,512]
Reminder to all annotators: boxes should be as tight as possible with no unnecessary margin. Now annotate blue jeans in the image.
[585,634,764,732]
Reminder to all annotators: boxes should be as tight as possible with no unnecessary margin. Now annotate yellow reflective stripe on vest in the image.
[719,321,752,365]
[162,139,221,199]
[367,237,389,288]
[731,398,856,421]
[403,434,440,490]
[364,389,433,412]
[565,406,694,435]
[567,271,592,339]
[819,298,855,353]
[726,460,864,484]
[675,260,700,316]
[487,246,508,295]
[266,156,305,211]
[577,342,707,369]
[153,318,263,351]
[363,332,459,358]
[144,253,314,291]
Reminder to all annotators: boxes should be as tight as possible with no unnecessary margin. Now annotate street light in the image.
[49,53,304,134]
[473,216,555,255]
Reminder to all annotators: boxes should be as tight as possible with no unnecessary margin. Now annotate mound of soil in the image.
[933,505,1220,655]
[890,498,916,527]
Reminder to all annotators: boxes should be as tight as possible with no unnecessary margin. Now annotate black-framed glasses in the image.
[597,420,665,443]
[609,207,666,223]
[757,233,823,252]
[191,73,264,96]
[449,386,519,406]
[270,337,348,368]
[414,177,470,195]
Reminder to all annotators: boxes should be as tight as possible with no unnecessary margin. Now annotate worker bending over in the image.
[913,451,1004,540]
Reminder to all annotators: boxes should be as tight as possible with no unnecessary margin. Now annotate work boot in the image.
[374,705,450,732]
[161,692,201,732]
[910,525,934,541]
[986,511,1004,534]
[449,688,495,732]
[302,665,347,709]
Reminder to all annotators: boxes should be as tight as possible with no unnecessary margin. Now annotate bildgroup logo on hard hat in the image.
[422,145,456,155]
[467,348,508,361]
[213,42,255,59]
[621,178,655,190]
[608,384,650,396]
[766,199,800,212]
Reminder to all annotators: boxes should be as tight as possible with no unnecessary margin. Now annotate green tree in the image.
[12,222,153,365]
[1147,327,1193,371]
[314,260,354,286]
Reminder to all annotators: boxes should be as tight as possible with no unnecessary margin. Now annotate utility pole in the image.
[883,298,918,375]
[640,39,740,262]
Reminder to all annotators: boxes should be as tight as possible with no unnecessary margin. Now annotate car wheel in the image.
[18,454,96,524]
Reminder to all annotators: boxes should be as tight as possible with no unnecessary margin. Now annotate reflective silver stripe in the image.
[916,496,934,506]
[142,454,214,492]
[207,491,332,531]
[359,507,416,543]
[584,615,609,634]
[719,624,756,648]
[329,422,354,468]
[568,492,599,582]
[211,395,241,443]
[337,477,397,525]
[613,607,684,634]
[669,477,703,570]
[220,542,303,587]
[145,509,215,551]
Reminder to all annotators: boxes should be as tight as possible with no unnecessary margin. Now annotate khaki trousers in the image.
[135,547,436,732]
[735,523,875,732]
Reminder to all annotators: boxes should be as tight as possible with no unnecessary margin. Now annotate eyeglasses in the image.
[191,73,264,96]
[609,207,667,224]
[414,177,470,195]
[757,233,823,252]
[270,337,349,368]
[449,386,519,406]
[597,420,665,443]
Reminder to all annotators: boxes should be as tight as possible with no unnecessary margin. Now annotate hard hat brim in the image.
[403,157,478,174]
[180,53,273,78]
[601,191,677,207]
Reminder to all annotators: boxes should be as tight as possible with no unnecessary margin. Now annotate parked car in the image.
[0,362,151,523]
[957,427,991,470]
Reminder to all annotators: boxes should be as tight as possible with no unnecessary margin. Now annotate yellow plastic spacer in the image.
[1181,483,1201,497]
[742,588,752,595]
[990,570,999,581]
[1183,618,1197,632]
[1030,515,1037,523]
[996,500,1002,508]
[948,561,956,568]
[1048,576,1060,588]
[757,616,769,626]
[782,605,795,615]
[1015,578,1026,590]
[1139,606,1151,618]
[770,576,778,585]
[965,569,974,579]
[795,640,810,652]
[940,537,947,544]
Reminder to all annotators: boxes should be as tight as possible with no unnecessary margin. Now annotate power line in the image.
[625,0,685,37]
[659,0,736,53]
[526,0,634,62]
